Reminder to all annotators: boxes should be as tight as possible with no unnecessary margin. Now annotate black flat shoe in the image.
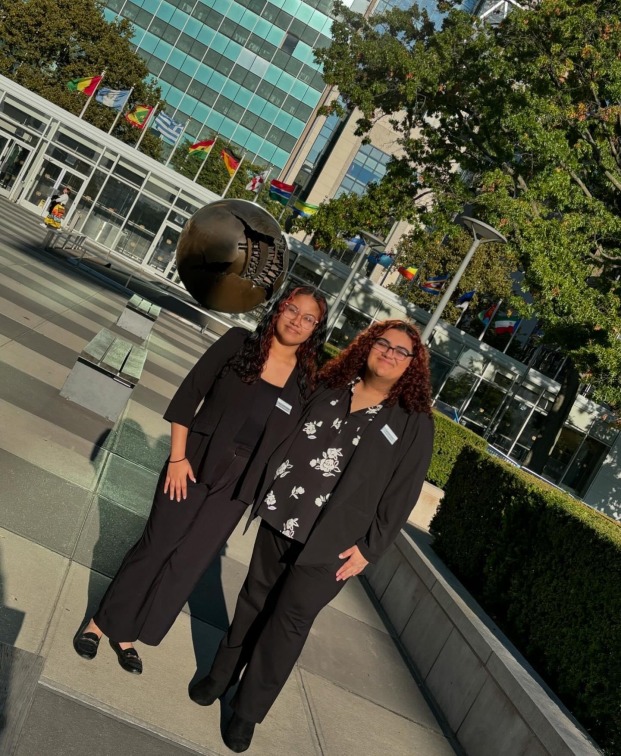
[223,713,255,753]
[109,640,143,675]
[189,675,227,706]
[73,628,101,660]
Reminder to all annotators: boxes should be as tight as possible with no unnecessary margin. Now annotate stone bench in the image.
[116,294,161,341]
[60,328,147,422]
[365,528,601,756]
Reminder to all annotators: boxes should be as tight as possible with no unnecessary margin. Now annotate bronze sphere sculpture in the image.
[176,199,289,313]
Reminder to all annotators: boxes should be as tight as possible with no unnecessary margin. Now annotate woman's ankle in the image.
[84,619,103,637]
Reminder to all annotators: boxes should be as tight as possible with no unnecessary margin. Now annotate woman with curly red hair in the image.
[73,286,328,674]
[191,319,434,752]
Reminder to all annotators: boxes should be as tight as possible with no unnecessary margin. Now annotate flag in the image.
[153,112,183,144]
[345,236,366,253]
[268,179,295,205]
[478,304,497,326]
[420,274,449,294]
[457,290,475,304]
[292,199,319,217]
[246,170,268,192]
[95,88,131,110]
[67,76,103,96]
[125,105,153,129]
[456,290,476,311]
[376,254,394,269]
[398,266,418,280]
[221,149,240,176]
[189,139,215,157]
[494,315,520,335]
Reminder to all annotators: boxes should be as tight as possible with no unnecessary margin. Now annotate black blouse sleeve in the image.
[163,327,248,427]
[356,412,435,564]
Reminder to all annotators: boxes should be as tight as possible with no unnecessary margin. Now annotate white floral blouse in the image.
[257,381,383,543]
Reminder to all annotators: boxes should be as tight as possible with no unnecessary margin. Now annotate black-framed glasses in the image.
[372,337,414,362]
[282,303,318,330]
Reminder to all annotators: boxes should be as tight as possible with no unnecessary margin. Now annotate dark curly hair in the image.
[319,320,432,415]
[226,285,328,397]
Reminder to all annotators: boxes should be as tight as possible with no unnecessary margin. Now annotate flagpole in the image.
[478,299,503,341]
[253,166,272,203]
[79,70,105,119]
[502,318,522,353]
[108,86,134,134]
[221,151,246,198]
[193,134,218,183]
[135,103,158,149]
[278,188,296,222]
[164,121,188,167]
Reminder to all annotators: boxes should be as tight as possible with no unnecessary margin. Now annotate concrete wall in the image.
[584,431,621,522]
[365,529,601,756]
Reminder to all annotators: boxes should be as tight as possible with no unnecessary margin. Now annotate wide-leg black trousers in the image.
[208,521,347,723]
[94,455,248,646]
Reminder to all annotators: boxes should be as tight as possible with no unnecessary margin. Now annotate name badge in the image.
[276,398,292,415]
[381,424,398,445]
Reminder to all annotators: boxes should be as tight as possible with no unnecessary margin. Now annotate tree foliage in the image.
[0,0,163,158]
[314,0,621,410]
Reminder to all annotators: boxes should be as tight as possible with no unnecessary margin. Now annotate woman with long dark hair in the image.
[190,319,435,752]
[73,286,328,674]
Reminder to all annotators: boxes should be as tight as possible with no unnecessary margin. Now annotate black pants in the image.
[208,521,347,723]
[94,455,248,646]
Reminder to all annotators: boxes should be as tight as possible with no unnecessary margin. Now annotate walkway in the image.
[0,196,457,756]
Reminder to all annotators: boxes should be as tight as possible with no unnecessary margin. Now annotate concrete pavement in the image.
[0,196,458,756]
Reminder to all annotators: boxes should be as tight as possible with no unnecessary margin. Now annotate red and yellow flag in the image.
[397,266,418,281]
[125,105,153,129]
[189,139,215,157]
[67,76,103,96]
[221,149,239,176]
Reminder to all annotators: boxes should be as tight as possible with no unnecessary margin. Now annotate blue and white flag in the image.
[152,112,184,144]
[345,236,366,254]
[95,88,132,111]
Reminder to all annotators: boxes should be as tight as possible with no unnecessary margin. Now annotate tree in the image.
[0,0,163,158]
[314,0,621,467]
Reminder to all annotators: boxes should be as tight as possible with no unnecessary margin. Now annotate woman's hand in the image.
[336,545,369,582]
[164,458,196,502]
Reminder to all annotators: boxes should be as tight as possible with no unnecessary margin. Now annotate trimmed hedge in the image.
[430,447,621,754]
[427,411,487,489]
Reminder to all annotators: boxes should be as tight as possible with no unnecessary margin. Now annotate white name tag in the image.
[276,398,292,415]
[381,424,398,445]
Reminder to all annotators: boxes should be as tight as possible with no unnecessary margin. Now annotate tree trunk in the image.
[522,360,580,473]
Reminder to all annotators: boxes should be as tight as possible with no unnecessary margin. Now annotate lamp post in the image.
[420,216,507,344]
[326,230,385,340]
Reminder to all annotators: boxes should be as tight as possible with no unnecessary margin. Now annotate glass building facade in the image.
[101,0,361,168]
[334,143,391,197]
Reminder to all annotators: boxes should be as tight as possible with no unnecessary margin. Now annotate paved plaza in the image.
[0,197,458,756]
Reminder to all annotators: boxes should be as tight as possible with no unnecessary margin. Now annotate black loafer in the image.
[73,629,101,660]
[223,713,255,753]
[110,640,143,675]
[189,675,227,706]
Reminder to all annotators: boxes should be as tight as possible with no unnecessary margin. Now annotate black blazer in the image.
[164,327,306,489]
[240,385,434,566]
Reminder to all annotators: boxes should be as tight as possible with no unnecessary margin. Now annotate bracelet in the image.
[169,457,186,463]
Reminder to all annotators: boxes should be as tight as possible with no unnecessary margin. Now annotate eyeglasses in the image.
[282,303,318,330]
[372,337,414,362]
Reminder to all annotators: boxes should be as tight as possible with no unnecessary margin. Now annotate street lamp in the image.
[419,216,507,344]
[326,230,386,339]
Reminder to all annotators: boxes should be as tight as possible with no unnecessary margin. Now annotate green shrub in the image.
[427,411,487,489]
[430,447,621,753]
